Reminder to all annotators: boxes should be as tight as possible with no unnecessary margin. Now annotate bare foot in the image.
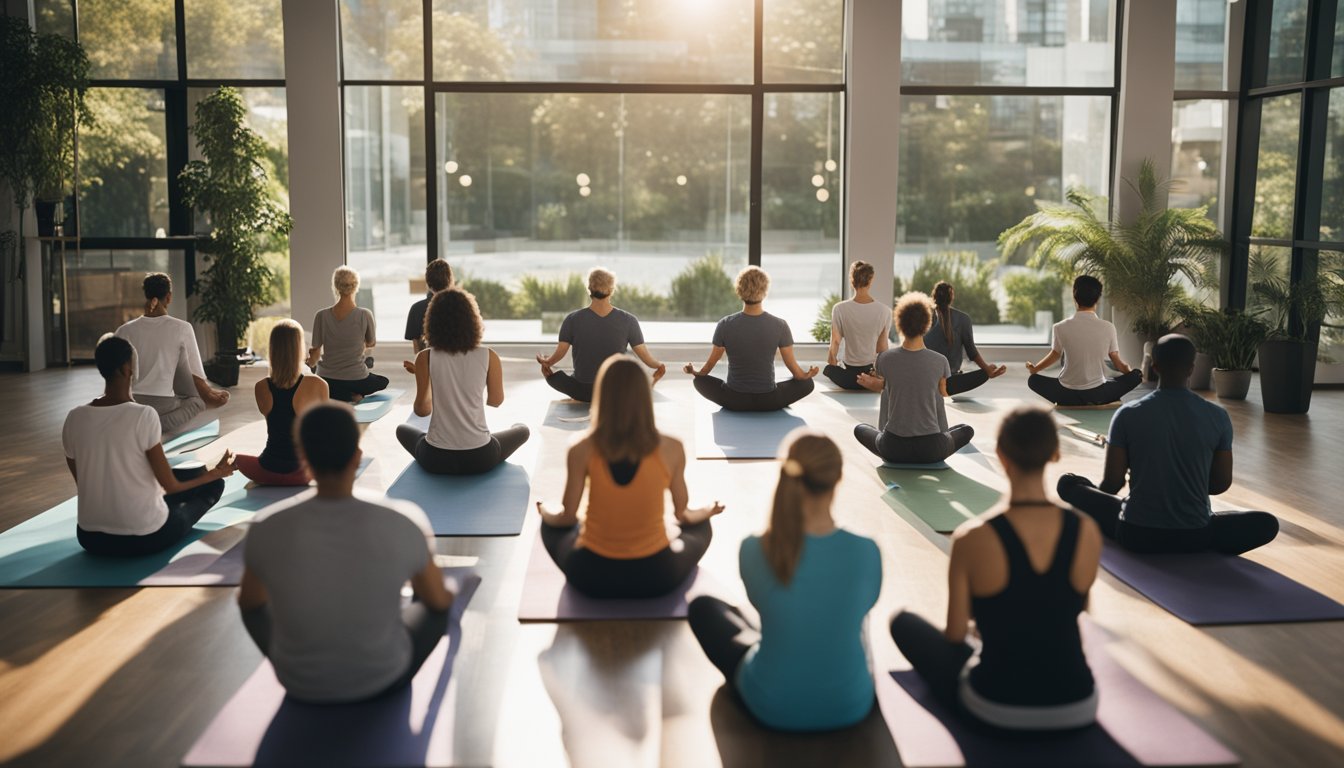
[350,394,365,405]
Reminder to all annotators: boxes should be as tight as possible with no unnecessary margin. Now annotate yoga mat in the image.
[386,461,531,536]
[1100,545,1344,625]
[183,571,480,768]
[544,400,592,429]
[353,389,405,423]
[877,623,1239,767]
[1057,408,1119,441]
[164,419,221,454]
[877,466,1003,534]
[694,404,808,459]
[517,534,720,622]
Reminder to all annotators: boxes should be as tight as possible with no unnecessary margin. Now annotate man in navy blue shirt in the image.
[1057,334,1278,555]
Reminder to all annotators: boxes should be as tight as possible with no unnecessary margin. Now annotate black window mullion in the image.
[423,0,437,265]
[748,0,764,266]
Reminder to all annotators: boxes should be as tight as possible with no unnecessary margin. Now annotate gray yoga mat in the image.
[877,622,1239,767]
[694,404,808,459]
[183,571,480,768]
[1100,544,1344,625]
[877,466,1003,534]
[385,460,531,536]
[163,419,221,454]
[353,388,405,423]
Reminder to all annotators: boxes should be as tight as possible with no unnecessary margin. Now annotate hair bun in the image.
[782,458,805,478]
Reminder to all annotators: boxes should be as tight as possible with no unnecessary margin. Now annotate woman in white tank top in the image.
[396,289,530,475]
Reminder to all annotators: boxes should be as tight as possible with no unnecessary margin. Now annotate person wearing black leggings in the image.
[926,281,1006,396]
[823,261,891,391]
[1056,334,1279,555]
[890,407,1104,731]
[537,357,724,599]
[1025,275,1142,406]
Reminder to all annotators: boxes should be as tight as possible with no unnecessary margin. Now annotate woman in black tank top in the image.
[889,407,1103,730]
[237,321,330,486]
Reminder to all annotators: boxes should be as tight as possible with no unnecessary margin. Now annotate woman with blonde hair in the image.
[536,356,724,598]
[307,266,387,403]
[688,429,881,730]
[684,266,818,411]
[237,320,330,485]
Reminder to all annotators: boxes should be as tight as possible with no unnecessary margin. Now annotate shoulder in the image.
[834,529,880,558]
[250,491,315,528]
[738,534,764,561]
[564,307,588,321]
[567,436,593,462]
[657,433,684,461]
[951,514,993,547]
[358,307,375,320]
[953,308,973,323]
[254,378,269,396]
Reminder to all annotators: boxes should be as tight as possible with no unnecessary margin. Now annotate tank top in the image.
[259,376,303,474]
[969,510,1094,706]
[425,347,491,451]
[577,449,671,559]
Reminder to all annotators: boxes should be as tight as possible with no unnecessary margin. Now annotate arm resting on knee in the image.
[1209,450,1233,496]
[1099,445,1129,495]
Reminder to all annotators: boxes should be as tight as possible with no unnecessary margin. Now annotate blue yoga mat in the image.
[164,419,221,454]
[353,389,405,423]
[385,461,531,536]
[694,405,808,459]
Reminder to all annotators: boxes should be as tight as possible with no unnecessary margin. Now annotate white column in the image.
[281,0,346,331]
[844,0,902,309]
[1112,0,1178,223]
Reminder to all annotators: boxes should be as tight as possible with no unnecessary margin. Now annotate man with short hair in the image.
[1025,275,1141,406]
[404,259,454,354]
[1057,334,1279,555]
[237,402,456,703]
[115,272,229,433]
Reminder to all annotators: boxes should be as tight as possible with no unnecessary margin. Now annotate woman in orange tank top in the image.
[536,357,725,598]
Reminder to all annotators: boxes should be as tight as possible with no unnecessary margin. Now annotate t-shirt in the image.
[1051,311,1119,390]
[831,299,892,367]
[243,491,435,703]
[426,347,491,451]
[1109,389,1234,529]
[115,315,206,398]
[404,293,432,342]
[711,311,793,394]
[558,306,646,384]
[313,306,376,381]
[736,529,881,731]
[875,347,951,437]
[62,401,168,536]
[925,307,978,373]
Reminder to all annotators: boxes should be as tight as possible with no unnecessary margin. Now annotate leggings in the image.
[236,455,310,487]
[76,467,226,557]
[688,595,762,689]
[1028,370,1141,406]
[540,519,712,599]
[822,363,874,391]
[544,372,595,403]
[889,611,975,711]
[854,423,975,464]
[946,369,990,397]
[241,600,448,703]
[324,373,390,403]
[396,423,531,475]
[1056,474,1279,555]
[692,375,814,412]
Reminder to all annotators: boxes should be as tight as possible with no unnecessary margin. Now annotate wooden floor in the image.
[1,349,1342,768]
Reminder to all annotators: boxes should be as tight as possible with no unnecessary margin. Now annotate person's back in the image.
[560,306,644,385]
[577,444,671,560]
[426,347,491,451]
[63,400,168,535]
[876,346,949,436]
[924,307,974,372]
[1052,310,1117,390]
[116,314,202,398]
[831,298,890,368]
[714,311,791,393]
[313,305,375,381]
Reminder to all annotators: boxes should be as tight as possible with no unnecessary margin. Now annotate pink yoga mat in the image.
[877,622,1239,767]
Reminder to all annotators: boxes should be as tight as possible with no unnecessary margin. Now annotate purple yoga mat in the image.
[517,534,721,622]
[183,570,480,768]
[1099,545,1344,625]
[878,622,1239,767]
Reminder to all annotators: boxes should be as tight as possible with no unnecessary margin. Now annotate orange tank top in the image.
[577,449,672,559]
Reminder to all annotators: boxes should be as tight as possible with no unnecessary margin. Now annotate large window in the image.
[342,0,846,342]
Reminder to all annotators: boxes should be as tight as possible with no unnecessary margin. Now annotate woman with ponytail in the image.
[925,281,1007,396]
[688,430,881,731]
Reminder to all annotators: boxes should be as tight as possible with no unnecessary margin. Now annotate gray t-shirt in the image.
[1051,311,1119,390]
[243,491,434,703]
[875,347,951,437]
[712,311,794,394]
[924,307,978,372]
[559,306,646,384]
[831,299,892,367]
[313,306,376,381]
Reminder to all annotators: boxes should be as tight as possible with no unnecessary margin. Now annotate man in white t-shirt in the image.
[237,402,456,703]
[115,272,229,434]
[823,260,892,390]
[1025,275,1141,406]
[63,335,235,557]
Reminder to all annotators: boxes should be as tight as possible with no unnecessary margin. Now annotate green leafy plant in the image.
[617,284,673,320]
[179,87,293,351]
[459,277,519,320]
[999,159,1226,340]
[1003,270,1065,327]
[670,253,740,320]
[516,273,586,317]
[811,292,841,342]
[1198,308,1269,371]
[906,251,1000,325]
[1247,249,1344,343]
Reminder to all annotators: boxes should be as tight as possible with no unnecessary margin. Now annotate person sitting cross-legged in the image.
[308,266,388,404]
[1026,275,1141,406]
[925,280,1007,396]
[237,402,457,703]
[822,260,891,390]
[1056,334,1279,555]
[64,335,234,557]
[236,319,329,486]
[404,258,454,355]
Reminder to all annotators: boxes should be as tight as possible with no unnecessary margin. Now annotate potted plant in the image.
[178,87,292,387]
[1248,250,1344,414]
[998,159,1226,380]
[1200,308,1269,401]
[1175,302,1219,390]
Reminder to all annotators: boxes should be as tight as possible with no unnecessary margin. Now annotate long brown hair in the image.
[762,429,843,585]
[589,356,659,464]
[933,281,954,347]
[268,319,304,389]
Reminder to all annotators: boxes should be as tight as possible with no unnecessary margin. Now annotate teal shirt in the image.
[735,529,882,731]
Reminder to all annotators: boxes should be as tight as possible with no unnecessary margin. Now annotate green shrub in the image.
[671,253,740,320]
[906,251,1000,325]
[516,273,587,317]
[1002,270,1065,327]
[811,293,841,342]
[459,277,518,320]
[617,284,673,320]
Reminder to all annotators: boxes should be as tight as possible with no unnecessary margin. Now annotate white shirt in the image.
[1051,311,1120,390]
[116,315,206,398]
[426,347,492,451]
[62,402,168,535]
[831,299,892,367]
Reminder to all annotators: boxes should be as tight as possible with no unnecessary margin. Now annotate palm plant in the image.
[1247,249,1344,344]
[998,159,1226,341]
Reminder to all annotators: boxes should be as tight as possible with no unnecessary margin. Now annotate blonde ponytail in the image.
[761,430,843,585]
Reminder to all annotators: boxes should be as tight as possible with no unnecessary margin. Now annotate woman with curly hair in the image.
[854,292,974,465]
[395,288,530,475]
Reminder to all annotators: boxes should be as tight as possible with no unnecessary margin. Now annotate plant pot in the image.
[1257,339,1317,414]
[1141,341,1155,382]
[204,354,240,388]
[34,200,58,237]
[1212,368,1252,400]
[1190,352,1214,390]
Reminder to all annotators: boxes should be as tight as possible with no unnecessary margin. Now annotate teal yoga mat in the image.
[385,461,531,536]
[164,419,221,454]
[353,389,405,423]
[877,467,1003,534]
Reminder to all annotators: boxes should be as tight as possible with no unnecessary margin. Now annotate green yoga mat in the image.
[877,467,1004,534]
[1057,408,1119,441]
[164,419,221,454]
